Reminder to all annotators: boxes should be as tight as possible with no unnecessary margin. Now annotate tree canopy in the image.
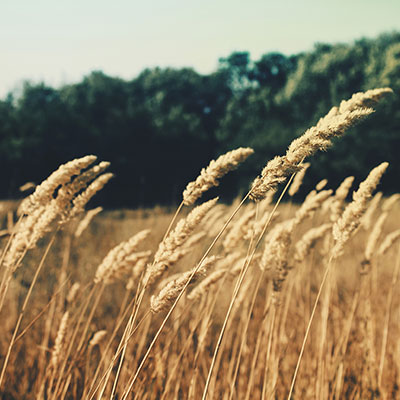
[1,32,399,207]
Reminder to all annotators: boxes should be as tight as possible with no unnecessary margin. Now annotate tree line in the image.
[0,32,399,207]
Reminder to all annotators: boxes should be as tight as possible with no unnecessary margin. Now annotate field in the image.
[0,88,399,399]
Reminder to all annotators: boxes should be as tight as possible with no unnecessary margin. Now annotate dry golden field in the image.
[0,88,399,399]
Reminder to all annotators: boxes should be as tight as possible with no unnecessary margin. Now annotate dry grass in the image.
[0,197,400,399]
[0,88,398,399]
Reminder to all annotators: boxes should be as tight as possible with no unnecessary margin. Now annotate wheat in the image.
[2,87,397,400]
[74,207,103,238]
[3,202,58,270]
[89,330,107,347]
[51,311,69,369]
[378,229,400,255]
[183,148,254,206]
[71,173,113,216]
[187,268,227,302]
[382,193,400,212]
[288,162,310,197]
[315,179,328,191]
[4,158,112,271]
[150,257,217,313]
[249,88,392,201]
[294,223,332,263]
[19,155,97,215]
[364,212,388,262]
[94,229,150,284]
[223,207,256,252]
[66,282,80,304]
[361,192,383,230]
[144,197,218,287]
[330,176,355,221]
[56,162,110,211]
[332,162,388,256]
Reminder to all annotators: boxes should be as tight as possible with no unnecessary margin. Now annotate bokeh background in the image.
[1,0,399,207]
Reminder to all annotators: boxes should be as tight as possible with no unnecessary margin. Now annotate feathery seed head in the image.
[187,268,227,302]
[223,207,256,252]
[364,212,388,262]
[338,88,393,113]
[75,207,103,238]
[51,311,69,369]
[361,192,383,230]
[249,88,391,203]
[89,330,107,347]
[71,172,113,217]
[94,229,150,284]
[288,162,311,197]
[183,147,253,206]
[330,176,355,222]
[294,223,332,263]
[250,156,301,202]
[294,189,333,226]
[260,220,294,278]
[332,162,388,257]
[145,198,218,287]
[382,193,400,212]
[66,282,81,304]
[378,229,400,256]
[316,179,328,191]
[150,258,213,313]
[19,155,97,215]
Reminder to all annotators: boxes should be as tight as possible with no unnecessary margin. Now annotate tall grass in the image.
[0,88,398,399]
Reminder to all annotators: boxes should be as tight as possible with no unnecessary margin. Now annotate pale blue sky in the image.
[1,0,400,97]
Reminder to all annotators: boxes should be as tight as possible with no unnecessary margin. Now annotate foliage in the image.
[0,32,399,206]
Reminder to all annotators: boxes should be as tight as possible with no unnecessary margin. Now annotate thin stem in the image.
[103,280,146,398]
[261,305,277,400]
[202,256,252,400]
[287,254,334,400]
[228,270,265,400]
[161,305,208,400]
[0,232,57,389]
[162,200,184,241]
[50,284,97,400]
[15,276,70,343]
[202,173,297,400]
[109,291,133,399]
[84,292,137,399]
[244,300,273,400]
[87,310,151,400]
[378,244,400,387]
[121,194,251,398]
[105,200,185,396]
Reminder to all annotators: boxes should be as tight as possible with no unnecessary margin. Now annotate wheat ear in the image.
[74,207,103,238]
[183,147,254,205]
[288,162,310,197]
[332,162,388,256]
[19,155,97,215]
[150,256,217,313]
[378,229,400,255]
[144,197,218,287]
[250,88,392,201]
[94,229,150,284]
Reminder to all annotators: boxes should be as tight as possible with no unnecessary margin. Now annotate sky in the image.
[1,0,400,98]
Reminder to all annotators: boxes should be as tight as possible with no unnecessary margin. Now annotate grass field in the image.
[0,88,399,399]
